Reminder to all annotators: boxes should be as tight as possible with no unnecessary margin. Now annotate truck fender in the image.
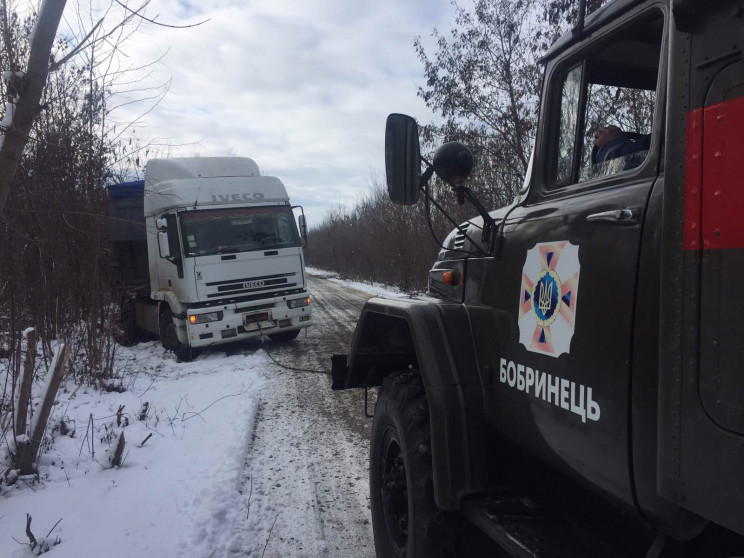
[155,292,188,344]
[332,297,489,509]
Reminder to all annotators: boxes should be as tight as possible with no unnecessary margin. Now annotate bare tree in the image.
[0,0,206,210]
[0,0,198,386]
[0,0,67,211]
[415,0,543,201]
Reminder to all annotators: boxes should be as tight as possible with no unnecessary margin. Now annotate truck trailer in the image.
[110,157,312,360]
[332,0,744,556]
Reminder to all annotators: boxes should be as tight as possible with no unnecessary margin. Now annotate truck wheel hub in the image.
[380,432,408,552]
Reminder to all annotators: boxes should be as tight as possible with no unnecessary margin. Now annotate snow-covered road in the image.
[239,275,376,557]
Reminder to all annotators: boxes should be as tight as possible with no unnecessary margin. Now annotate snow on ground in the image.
[305,267,408,299]
[0,342,267,557]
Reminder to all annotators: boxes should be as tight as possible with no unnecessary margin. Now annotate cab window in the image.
[552,14,663,187]
[556,65,583,185]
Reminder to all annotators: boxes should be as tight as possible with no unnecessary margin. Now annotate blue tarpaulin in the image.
[108,180,144,199]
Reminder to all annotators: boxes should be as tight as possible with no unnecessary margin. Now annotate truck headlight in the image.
[189,311,223,324]
[287,297,311,309]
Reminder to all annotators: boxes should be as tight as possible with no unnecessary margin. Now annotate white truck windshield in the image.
[180,205,300,257]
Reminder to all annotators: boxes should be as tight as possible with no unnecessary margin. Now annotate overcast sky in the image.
[56,0,454,226]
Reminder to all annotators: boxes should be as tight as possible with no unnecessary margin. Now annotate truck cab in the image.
[332,1,744,556]
[110,157,312,358]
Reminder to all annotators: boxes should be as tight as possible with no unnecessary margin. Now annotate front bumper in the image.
[184,292,312,348]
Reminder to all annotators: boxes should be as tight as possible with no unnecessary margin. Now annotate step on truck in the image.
[109,157,312,360]
[332,0,744,556]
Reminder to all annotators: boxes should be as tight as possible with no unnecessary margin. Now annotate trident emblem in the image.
[538,280,553,315]
[531,268,561,327]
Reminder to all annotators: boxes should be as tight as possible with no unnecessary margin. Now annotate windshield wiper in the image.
[194,247,240,257]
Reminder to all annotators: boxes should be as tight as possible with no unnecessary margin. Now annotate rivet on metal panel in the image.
[714,190,723,197]
[714,151,724,158]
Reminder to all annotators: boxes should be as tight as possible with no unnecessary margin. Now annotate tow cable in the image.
[256,323,330,376]
[256,324,373,417]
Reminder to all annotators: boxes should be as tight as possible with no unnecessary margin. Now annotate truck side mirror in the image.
[157,231,171,259]
[156,217,168,230]
[385,113,421,205]
[298,214,308,239]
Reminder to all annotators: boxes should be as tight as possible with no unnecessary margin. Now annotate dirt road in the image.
[239,274,379,557]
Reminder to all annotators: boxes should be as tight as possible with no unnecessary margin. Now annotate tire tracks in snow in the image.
[234,275,377,557]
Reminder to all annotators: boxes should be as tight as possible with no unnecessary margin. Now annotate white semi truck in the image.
[109,157,312,359]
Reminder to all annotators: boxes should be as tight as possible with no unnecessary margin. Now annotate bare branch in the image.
[114,0,210,29]
[48,17,104,71]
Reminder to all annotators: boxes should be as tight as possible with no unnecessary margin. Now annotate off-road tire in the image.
[160,307,193,361]
[370,370,454,558]
[268,329,301,342]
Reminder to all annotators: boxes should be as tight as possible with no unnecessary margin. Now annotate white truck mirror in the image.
[157,231,171,258]
[298,214,308,239]
[156,217,168,230]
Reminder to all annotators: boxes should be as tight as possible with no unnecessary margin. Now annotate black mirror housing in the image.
[385,113,421,205]
[433,141,474,184]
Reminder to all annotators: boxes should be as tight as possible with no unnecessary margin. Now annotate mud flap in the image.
[331,354,349,390]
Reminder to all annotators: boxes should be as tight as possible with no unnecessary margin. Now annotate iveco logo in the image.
[211,193,265,203]
[244,280,265,289]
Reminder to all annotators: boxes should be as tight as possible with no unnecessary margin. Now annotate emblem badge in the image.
[518,241,580,357]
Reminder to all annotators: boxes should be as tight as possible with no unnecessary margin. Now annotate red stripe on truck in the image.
[685,96,744,251]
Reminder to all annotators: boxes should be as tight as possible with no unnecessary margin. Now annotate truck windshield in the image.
[179,206,300,257]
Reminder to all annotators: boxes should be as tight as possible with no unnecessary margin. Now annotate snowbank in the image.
[0,342,266,557]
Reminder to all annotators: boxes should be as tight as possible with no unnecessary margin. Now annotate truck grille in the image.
[205,272,299,299]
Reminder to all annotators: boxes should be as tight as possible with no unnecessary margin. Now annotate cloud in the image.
[78,0,453,226]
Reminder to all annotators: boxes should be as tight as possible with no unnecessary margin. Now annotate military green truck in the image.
[331,0,744,556]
